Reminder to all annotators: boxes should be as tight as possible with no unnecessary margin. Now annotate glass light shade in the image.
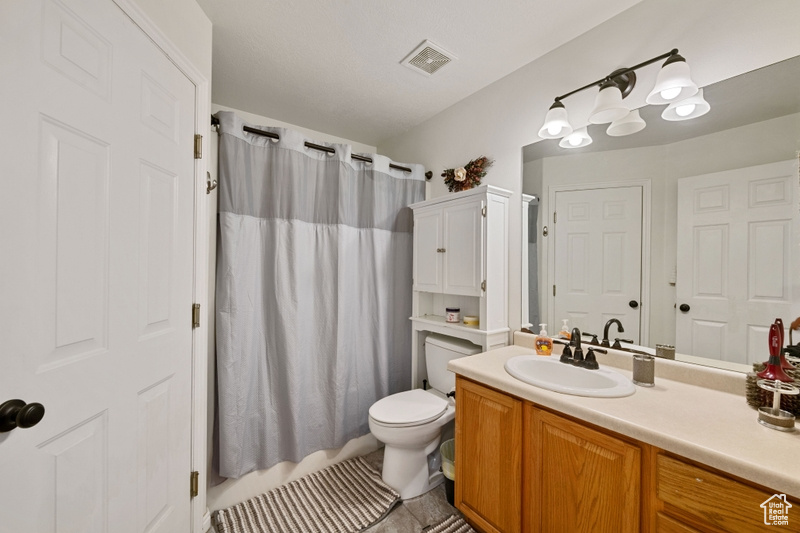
[588,83,629,124]
[538,101,573,139]
[559,127,592,149]
[607,109,646,136]
[662,88,710,121]
[646,57,698,105]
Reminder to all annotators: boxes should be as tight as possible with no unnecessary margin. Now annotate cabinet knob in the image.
[436,248,446,253]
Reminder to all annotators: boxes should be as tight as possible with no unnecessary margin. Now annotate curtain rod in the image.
[211,115,412,173]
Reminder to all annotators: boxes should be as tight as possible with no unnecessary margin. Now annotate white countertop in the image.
[448,339,800,498]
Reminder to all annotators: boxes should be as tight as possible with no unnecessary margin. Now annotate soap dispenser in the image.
[535,324,553,356]
[559,319,571,340]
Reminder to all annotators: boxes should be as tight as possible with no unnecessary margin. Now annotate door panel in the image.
[553,187,643,341]
[413,208,442,292]
[675,161,796,363]
[443,200,484,296]
[0,0,196,531]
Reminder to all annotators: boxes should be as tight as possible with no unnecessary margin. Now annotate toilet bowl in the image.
[368,333,482,499]
[368,389,454,499]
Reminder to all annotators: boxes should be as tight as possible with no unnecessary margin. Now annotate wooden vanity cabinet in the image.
[455,377,799,533]
[525,405,642,533]
[455,378,641,533]
[649,453,800,533]
[455,377,523,533]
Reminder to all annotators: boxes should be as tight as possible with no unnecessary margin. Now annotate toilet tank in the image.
[424,333,482,393]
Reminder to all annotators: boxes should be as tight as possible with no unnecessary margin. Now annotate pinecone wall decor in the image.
[442,156,494,192]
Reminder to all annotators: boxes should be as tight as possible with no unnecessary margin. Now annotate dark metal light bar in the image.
[554,49,679,103]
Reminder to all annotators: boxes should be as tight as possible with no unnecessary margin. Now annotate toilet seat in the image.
[369,389,447,428]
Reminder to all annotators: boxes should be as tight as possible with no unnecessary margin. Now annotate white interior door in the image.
[675,160,797,364]
[0,0,196,531]
[553,187,643,342]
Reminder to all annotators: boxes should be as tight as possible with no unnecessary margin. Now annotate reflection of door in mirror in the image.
[552,185,643,342]
[676,160,797,364]
[523,196,541,328]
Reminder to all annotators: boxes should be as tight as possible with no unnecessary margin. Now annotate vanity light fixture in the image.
[537,101,573,139]
[559,127,592,148]
[538,49,706,148]
[661,88,710,121]
[588,77,630,124]
[607,109,646,136]
[645,53,698,105]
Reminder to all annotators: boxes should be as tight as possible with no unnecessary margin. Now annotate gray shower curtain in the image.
[214,111,425,479]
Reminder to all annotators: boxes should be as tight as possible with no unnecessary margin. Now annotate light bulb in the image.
[568,135,581,147]
[675,103,696,117]
[660,87,682,101]
[547,123,562,136]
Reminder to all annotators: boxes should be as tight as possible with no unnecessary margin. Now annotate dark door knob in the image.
[629,300,639,309]
[679,303,690,313]
[0,399,46,433]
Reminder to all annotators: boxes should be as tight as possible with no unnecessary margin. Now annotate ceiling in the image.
[523,54,800,161]
[195,0,643,146]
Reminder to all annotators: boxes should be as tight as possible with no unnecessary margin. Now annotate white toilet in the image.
[368,333,482,499]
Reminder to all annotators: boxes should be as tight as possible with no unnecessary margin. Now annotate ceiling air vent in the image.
[401,40,456,76]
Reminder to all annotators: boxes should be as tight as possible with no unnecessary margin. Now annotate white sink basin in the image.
[504,355,635,398]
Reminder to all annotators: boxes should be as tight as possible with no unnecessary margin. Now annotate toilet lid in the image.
[369,389,448,427]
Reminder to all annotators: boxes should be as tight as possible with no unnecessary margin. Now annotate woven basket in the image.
[745,362,799,416]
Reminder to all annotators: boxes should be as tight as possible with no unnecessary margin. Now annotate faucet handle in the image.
[582,349,600,370]
[559,344,573,363]
[612,338,634,349]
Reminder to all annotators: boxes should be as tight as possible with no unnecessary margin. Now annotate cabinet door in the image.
[456,377,522,533]
[527,407,641,533]
[413,208,443,292]
[443,200,484,296]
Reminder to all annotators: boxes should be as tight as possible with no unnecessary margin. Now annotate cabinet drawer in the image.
[655,512,702,533]
[656,454,797,532]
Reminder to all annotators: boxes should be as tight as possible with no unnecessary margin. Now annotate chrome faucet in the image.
[602,319,624,347]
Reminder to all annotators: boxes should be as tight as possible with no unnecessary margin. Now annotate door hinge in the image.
[553,285,556,297]
[192,303,201,329]
[481,206,487,217]
[554,211,557,224]
[190,471,199,498]
[194,134,203,159]
[481,280,486,292]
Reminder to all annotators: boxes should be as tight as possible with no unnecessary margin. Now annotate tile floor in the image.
[361,447,464,532]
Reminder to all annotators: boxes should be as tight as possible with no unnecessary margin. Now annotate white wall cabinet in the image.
[413,197,483,296]
[409,185,512,388]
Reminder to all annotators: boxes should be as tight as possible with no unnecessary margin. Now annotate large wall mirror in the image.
[522,55,800,373]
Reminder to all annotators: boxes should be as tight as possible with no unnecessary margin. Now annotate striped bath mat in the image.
[213,456,400,533]
[425,515,476,533]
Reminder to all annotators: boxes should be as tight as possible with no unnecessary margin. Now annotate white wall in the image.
[528,113,800,345]
[205,104,380,515]
[377,0,800,337]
